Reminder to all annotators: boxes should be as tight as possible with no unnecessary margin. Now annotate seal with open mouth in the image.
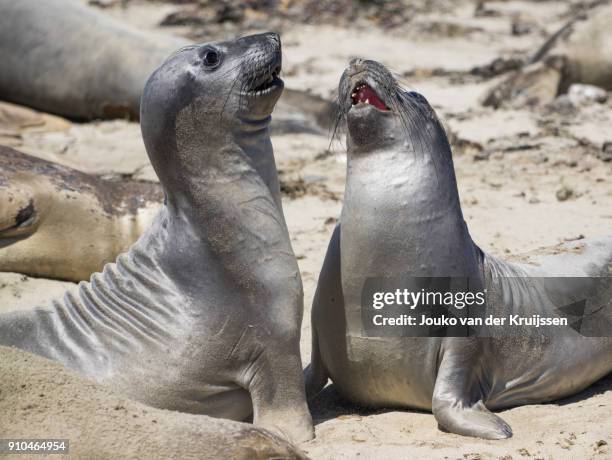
[306,58,612,439]
[0,33,314,443]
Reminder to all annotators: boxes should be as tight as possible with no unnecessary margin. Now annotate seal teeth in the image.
[249,65,283,96]
[350,82,390,110]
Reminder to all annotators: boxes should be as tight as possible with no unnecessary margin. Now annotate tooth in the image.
[365,98,369,104]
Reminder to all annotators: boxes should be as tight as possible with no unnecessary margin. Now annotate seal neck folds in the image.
[138,32,300,321]
[33,33,300,376]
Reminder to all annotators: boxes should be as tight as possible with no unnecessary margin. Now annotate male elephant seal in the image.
[0,33,314,443]
[306,59,612,439]
[1,347,309,460]
[0,0,188,119]
[0,146,162,281]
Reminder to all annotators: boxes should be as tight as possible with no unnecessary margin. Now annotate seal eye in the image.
[203,49,220,68]
[408,91,427,102]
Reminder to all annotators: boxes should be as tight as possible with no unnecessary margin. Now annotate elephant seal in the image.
[0,0,331,130]
[306,58,612,439]
[0,0,188,119]
[1,347,309,460]
[0,33,314,443]
[0,145,162,282]
[483,3,612,108]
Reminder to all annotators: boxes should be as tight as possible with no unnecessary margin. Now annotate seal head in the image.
[0,146,162,281]
[141,33,284,195]
[336,58,444,156]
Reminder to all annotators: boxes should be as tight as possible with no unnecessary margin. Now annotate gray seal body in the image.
[0,0,188,119]
[0,33,313,443]
[306,59,612,439]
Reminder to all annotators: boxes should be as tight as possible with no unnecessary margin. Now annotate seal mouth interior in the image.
[351,82,389,111]
[251,64,282,95]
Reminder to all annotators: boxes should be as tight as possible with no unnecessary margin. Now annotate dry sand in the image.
[0,347,307,460]
[1,0,611,458]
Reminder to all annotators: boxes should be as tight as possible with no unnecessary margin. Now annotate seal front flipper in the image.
[240,337,314,443]
[306,224,342,399]
[432,338,512,440]
[304,326,328,399]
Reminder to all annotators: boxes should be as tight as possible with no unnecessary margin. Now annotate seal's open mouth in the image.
[250,64,282,96]
[351,82,389,111]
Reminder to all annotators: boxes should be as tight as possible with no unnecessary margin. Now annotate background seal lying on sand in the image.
[0,33,313,443]
[306,58,612,439]
[483,2,612,108]
[0,0,334,131]
[0,0,188,120]
[0,347,308,460]
[0,146,161,281]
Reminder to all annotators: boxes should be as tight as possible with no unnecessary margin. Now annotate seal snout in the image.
[339,59,416,150]
[343,59,393,113]
[241,32,284,97]
[249,63,282,96]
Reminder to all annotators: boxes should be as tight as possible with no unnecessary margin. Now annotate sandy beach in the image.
[1,0,611,458]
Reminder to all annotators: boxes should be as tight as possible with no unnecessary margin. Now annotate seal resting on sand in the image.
[483,3,612,108]
[0,146,162,282]
[306,58,612,439]
[0,33,314,443]
[0,0,188,119]
[0,0,334,130]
